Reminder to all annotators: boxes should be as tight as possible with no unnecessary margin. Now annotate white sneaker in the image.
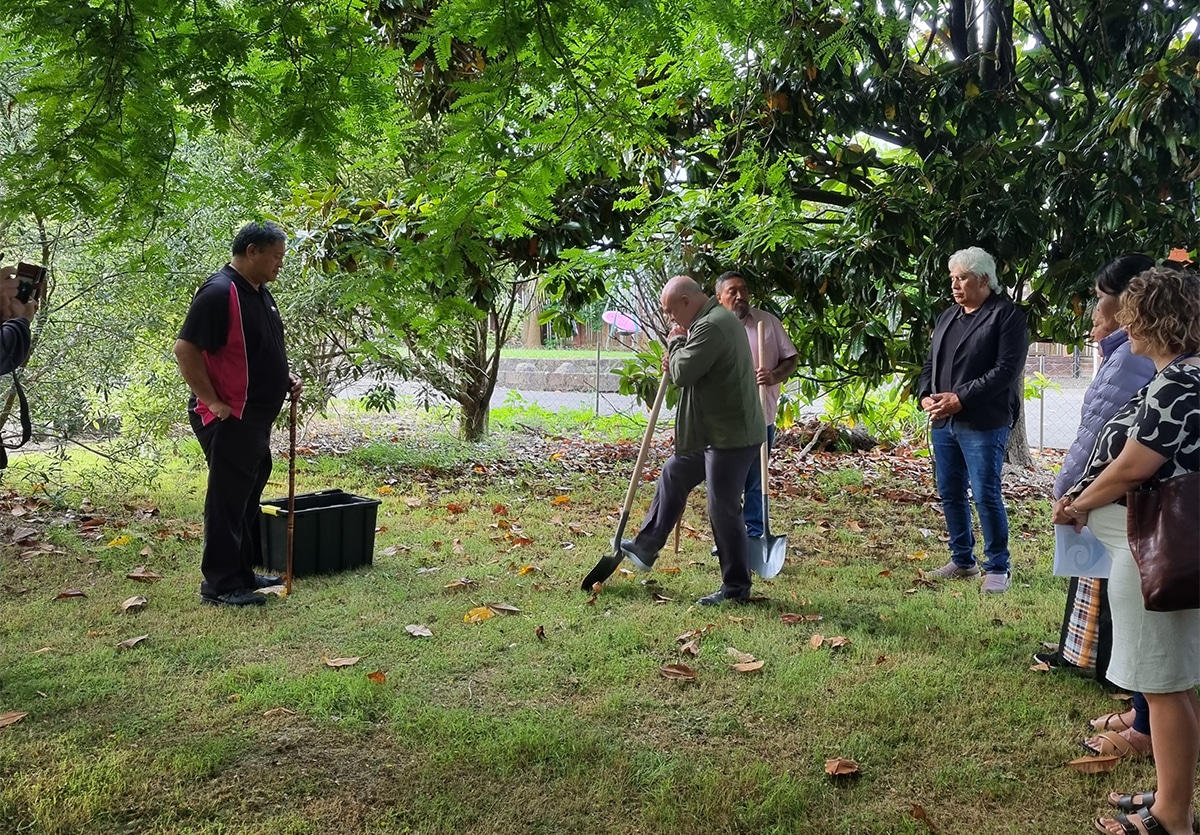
[927,560,981,579]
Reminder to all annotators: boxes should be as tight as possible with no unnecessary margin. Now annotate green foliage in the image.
[821,377,928,446]
[1024,372,1063,401]
[611,341,680,411]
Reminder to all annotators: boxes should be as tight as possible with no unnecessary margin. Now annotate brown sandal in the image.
[1082,731,1149,760]
[1091,711,1134,733]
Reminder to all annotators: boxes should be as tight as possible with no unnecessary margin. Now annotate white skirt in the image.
[1088,503,1200,693]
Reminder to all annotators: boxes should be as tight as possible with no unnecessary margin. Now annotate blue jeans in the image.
[742,424,776,537]
[932,422,1011,575]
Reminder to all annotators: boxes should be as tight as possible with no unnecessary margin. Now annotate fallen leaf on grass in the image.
[874,655,889,666]
[464,606,495,623]
[405,624,433,638]
[877,570,892,577]
[551,495,571,505]
[816,559,835,567]
[486,602,521,615]
[516,564,539,575]
[535,625,545,641]
[254,584,287,597]
[908,550,927,561]
[846,520,864,533]
[726,647,755,664]
[323,656,361,668]
[657,566,682,574]
[659,664,697,681]
[1109,693,1133,702]
[452,538,465,554]
[447,503,467,514]
[824,757,860,776]
[1030,661,1051,672]
[121,596,148,612]
[404,497,424,508]
[911,804,938,832]
[680,639,700,656]
[0,711,29,728]
[445,578,476,591]
[54,589,87,600]
[617,568,634,577]
[126,566,163,583]
[492,503,508,515]
[366,670,387,685]
[732,660,765,674]
[1067,755,1121,774]
[809,634,825,649]
[262,707,297,718]
[780,613,822,624]
[377,485,394,496]
[116,635,148,650]
[32,647,55,654]
[651,593,673,604]
[828,636,851,649]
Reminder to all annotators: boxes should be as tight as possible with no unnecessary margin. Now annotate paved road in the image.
[339,379,1087,450]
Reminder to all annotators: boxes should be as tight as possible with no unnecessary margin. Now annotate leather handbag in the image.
[1126,471,1200,612]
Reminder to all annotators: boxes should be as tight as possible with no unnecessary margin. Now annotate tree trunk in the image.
[1005,409,1034,468]
[460,399,489,442]
[522,304,542,348]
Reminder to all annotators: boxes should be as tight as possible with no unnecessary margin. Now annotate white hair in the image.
[948,247,1000,291]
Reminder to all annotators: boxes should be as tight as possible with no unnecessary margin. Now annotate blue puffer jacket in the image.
[1054,329,1156,499]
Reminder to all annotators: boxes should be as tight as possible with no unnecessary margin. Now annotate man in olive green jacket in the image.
[620,275,766,605]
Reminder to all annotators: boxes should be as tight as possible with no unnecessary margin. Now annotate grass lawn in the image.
[0,414,1152,835]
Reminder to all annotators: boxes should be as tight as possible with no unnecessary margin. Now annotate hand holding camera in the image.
[0,262,44,322]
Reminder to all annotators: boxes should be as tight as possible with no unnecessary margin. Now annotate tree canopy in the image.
[0,0,1195,441]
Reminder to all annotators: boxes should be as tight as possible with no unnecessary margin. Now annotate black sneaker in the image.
[253,574,284,589]
[200,588,266,607]
[697,587,751,606]
[1033,651,1064,668]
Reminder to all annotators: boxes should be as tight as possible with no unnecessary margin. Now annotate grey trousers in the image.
[631,444,760,596]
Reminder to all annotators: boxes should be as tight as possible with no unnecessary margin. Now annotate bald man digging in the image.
[619,276,766,605]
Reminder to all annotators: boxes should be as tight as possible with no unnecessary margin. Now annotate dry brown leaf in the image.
[552,495,571,505]
[31,647,54,654]
[323,656,361,668]
[262,707,297,718]
[651,593,673,604]
[659,663,697,681]
[816,559,835,566]
[809,634,825,649]
[656,566,682,574]
[0,711,29,728]
[444,577,476,591]
[911,804,938,832]
[680,639,700,656]
[492,503,508,515]
[116,634,148,650]
[126,566,163,583]
[726,647,755,664]
[447,502,467,514]
[780,612,823,625]
[509,536,534,548]
[405,624,433,638]
[908,550,927,561]
[120,596,148,612]
[874,655,889,666]
[1109,693,1134,702]
[485,602,521,615]
[877,569,892,577]
[54,589,87,600]
[452,538,465,554]
[584,593,598,605]
[824,757,860,776]
[828,636,852,648]
[464,606,495,623]
[366,670,387,685]
[1030,661,1052,672]
[139,546,152,557]
[535,625,546,641]
[732,660,765,673]
[846,520,864,533]
[404,497,424,508]
[254,584,287,597]
[517,564,539,575]
[1067,755,1121,774]
[591,582,604,593]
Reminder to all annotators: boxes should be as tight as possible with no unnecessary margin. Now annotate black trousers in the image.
[190,413,273,596]
[631,445,760,596]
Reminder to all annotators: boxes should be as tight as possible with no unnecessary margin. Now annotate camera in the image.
[15,262,47,304]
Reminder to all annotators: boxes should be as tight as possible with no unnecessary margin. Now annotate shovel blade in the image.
[581,551,624,591]
[759,535,787,580]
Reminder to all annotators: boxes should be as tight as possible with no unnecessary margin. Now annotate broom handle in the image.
[286,396,297,594]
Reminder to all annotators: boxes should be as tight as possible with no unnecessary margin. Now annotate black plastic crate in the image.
[259,489,381,577]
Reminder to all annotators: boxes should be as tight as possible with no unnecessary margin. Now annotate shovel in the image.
[748,320,787,579]
[581,373,671,590]
[285,396,297,594]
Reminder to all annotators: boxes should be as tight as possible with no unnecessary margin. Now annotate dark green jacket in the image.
[667,297,767,455]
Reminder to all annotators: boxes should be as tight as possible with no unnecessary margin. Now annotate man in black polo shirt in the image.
[175,221,303,607]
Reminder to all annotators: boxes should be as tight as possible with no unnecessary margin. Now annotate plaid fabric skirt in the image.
[1061,577,1103,668]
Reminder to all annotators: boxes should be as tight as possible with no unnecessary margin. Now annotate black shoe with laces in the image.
[253,573,284,589]
[697,587,751,606]
[200,588,266,607]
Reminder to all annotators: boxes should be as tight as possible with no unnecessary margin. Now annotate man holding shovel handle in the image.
[606,275,766,605]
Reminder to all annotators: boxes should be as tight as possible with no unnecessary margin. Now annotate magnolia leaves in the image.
[464,602,521,623]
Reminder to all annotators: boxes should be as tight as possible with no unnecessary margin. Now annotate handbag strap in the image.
[0,370,32,470]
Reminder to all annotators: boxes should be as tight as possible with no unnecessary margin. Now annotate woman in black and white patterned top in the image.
[1053,267,1199,835]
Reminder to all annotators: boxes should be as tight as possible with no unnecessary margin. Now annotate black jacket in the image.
[917,292,1028,430]
[0,317,31,376]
